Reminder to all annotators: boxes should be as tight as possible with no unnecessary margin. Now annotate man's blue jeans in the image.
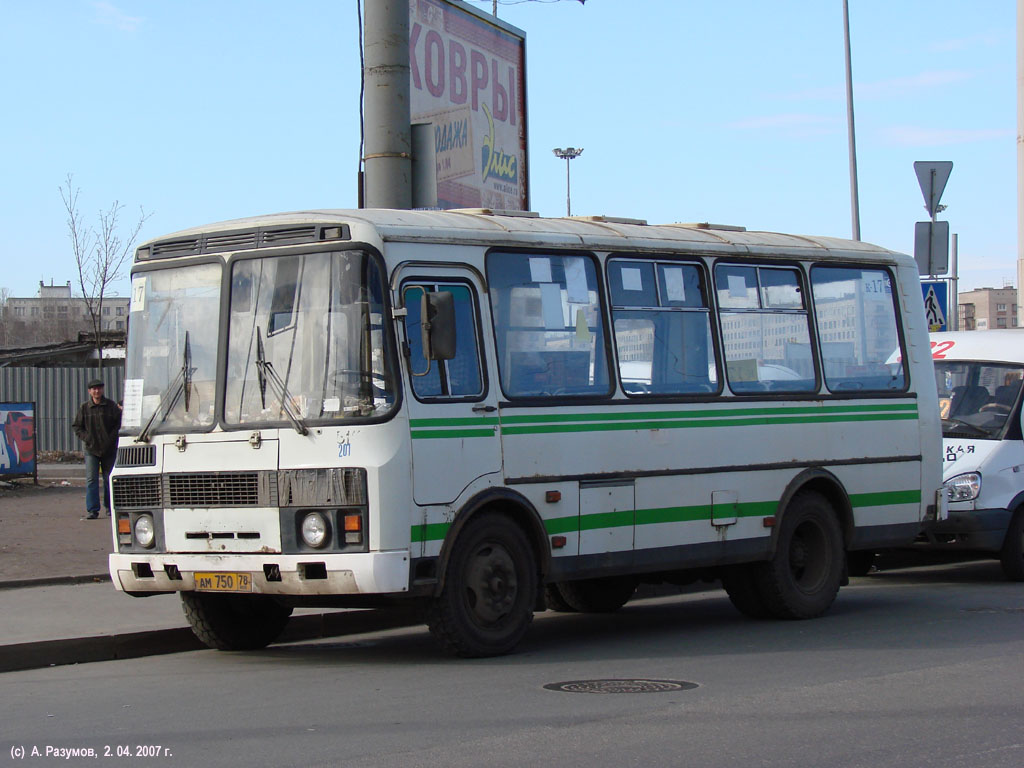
[85,450,117,514]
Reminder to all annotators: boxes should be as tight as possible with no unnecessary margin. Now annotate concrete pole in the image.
[363,0,412,209]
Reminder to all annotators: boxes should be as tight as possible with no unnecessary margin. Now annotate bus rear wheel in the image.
[181,592,293,650]
[999,508,1024,581]
[426,512,537,657]
[721,565,771,619]
[758,490,844,619]
[555,576,638,613]
[544,583,578,612]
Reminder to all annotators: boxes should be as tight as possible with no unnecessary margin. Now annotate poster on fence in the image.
[0,403,36,477]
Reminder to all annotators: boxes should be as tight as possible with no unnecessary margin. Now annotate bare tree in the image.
[0,287,10,348]
[60,174,150,370]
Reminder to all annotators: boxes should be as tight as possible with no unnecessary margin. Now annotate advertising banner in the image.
[0,402,36,477]
[409,0,528,210]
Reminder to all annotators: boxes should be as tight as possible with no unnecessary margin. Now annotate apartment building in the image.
[2,281,130,346]
[958,286,1018,330]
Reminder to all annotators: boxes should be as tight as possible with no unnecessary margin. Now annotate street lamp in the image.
[842,0,861,240]
[552,147,583,217]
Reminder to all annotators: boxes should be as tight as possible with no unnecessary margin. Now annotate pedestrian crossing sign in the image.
[921,280,948,332]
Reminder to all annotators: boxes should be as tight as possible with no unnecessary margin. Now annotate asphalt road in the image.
[4,557,1023,768]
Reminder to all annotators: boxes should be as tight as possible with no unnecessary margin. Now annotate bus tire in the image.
[759,490,844,620]
[999,508,1024,581]
[544,583,578,612]
[555,576,637,613]
[426,512,537,657]
[180,592,293,650]
[721,565,771,619]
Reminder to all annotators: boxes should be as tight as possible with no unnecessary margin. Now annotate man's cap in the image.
[87,379,105,389]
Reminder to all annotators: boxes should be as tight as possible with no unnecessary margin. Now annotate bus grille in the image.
[112,475,162,509]
[117,444,156,467]
[165,472,273,507]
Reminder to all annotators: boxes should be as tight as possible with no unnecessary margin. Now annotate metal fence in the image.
[0,366,124,453]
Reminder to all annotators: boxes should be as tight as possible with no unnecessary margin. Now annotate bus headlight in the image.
[301,511,330,548]
[944,472,981,502]
[134,514,156,549]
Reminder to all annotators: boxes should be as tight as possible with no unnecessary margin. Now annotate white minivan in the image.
[928,330,1024,580]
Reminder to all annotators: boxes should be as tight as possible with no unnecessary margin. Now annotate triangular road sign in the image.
[914,161,953,218]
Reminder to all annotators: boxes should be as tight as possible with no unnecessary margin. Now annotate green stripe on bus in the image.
[500,411,918,436]
[635,499,778,526]
[409,417,500,427]
[413,491,917,543]
[499,403,917,425]
[411,428,497,439]
[407,404,918,439]
[578,509,635,531]
[410,522,451,543]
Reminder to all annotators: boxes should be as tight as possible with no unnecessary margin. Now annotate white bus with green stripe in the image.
[108,209,943,656]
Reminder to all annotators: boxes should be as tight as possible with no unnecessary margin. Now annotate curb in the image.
[0,574,110,591]
[0,608,423,674]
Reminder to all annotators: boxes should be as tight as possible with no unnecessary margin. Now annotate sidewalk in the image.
[0,466,418,673]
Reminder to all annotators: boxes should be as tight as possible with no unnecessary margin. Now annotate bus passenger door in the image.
[399,271,501,505]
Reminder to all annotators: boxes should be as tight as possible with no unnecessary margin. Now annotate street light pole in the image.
[843,0,861,241]
[552,147,583,217]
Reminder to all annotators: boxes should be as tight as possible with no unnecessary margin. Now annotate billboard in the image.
[0,403,36,477]
[409,0,528,210]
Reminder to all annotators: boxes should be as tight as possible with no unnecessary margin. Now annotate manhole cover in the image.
[543,679,698,694]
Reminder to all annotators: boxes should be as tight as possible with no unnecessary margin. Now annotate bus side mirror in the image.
[421,291,456,361]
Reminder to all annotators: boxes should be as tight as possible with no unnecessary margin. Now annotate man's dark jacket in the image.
[73,397,122,456]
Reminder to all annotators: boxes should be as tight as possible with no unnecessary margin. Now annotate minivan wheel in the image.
[999,508,1024,581]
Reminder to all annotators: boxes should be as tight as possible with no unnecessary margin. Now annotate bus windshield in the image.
[124,263,222,433]
[935,360,1023,439]
[225,250,397,425]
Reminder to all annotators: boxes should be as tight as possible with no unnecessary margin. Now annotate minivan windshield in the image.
[935,361,1023,439]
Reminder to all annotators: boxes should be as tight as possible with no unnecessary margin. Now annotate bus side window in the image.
[715,264,816,394]
[810,266,906,393]
[486,252,611,399]
[609,258,717,396]
[403,282,484,400]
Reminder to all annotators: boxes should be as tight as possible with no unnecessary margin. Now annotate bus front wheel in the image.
[427,512,537,657]
[758,490,844,619]
[181,592,293,650]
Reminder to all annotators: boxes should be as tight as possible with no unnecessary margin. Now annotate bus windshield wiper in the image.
[137,332,195,443]
[255,329,309,436]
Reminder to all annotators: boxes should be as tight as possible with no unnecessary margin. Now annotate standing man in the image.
[72,379,121,519]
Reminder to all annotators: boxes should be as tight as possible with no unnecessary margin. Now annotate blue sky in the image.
[0,0,1015,300]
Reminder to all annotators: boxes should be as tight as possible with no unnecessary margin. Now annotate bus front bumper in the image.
[108,551,410,596]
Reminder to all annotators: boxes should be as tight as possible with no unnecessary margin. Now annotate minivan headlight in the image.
[944,472,981,502]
